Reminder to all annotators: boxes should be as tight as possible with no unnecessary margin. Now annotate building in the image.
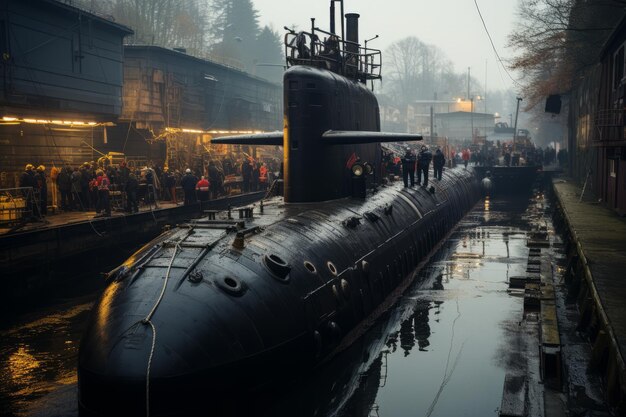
[121,45,282,133]
[0,1,284,188]
[0,0,132,187]
[435,111,495,143]
[120,45,283,171]
[591,14,626,213]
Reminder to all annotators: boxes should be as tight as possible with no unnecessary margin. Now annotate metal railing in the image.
[0,187,41,226]
[593,108,625,143]
[284,29,382,82]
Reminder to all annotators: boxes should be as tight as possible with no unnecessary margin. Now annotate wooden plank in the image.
[541,301,560,346]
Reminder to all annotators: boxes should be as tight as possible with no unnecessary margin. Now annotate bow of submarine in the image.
[77,223,315,416]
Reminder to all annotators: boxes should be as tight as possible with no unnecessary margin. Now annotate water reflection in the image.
[337,194,537,417]
[392,300,433,356]
[0,302,91,416]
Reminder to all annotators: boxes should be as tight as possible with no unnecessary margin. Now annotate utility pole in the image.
[467,67,470,100]
[513,97,522,153]
[430,92,436,143]
[470,97,474,142]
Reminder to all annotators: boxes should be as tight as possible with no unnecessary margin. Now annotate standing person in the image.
[196,176,210,202]
[95,170,111,217]
[504,149,511,167]
[50,164,59,211]
[432,147,446,181]
[400,147,416,188]
[19,164,38,217]
[241,158,253,193]
[208,161,223,198]
[80,163,91,209]
[418,145,433,187]
[19,164,38,218]
[144,167,156,206]
[163,168,177,205]
[462,148,471,169]
[89,175,99,212]
[250,161,260,192]
[125,172,139,213]
[36,165,47,216]
[259,163,268,190]
[71,167,83,211]
[118,161,130,208]
[57,166,71,211]
[181,168,198,205]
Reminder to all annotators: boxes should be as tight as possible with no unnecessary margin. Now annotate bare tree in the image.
[71,0,214,57]
[508,0,626,108]
[384,36,468,108]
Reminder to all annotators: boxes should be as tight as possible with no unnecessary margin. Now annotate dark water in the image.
[0,250,133,417]
[0,191,547,417]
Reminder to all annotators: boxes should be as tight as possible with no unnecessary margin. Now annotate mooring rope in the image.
[142,241,180,417]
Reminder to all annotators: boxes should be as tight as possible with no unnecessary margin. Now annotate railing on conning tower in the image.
[284,28,382,84]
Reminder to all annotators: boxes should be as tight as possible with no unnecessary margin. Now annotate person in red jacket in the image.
[196,176,210,202]
[259,163,268,190]
[462,148,471,169]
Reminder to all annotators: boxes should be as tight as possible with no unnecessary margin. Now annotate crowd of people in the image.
[14,155,282,221]
[12,143,567,222]
[383,142,569,191]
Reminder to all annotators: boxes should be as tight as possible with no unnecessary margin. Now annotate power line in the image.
[473,0,523,90]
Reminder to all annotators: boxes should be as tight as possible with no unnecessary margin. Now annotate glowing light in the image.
[165,127,266,135]
[8,346,40,384]
[0,116,101,126]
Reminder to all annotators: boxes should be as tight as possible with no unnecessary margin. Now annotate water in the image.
[0,192,545,417]
[264,194,537,417]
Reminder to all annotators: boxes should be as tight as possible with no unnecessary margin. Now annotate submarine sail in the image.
[77,3,482,416]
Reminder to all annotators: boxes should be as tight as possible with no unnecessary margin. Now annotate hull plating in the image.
[77,169,481,416]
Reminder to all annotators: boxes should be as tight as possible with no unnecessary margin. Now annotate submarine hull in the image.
[77,168,481,416]
[78,48,482,416]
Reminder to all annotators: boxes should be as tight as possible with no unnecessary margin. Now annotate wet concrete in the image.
[0,185,610,417]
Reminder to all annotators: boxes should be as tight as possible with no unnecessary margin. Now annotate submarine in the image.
[77,3,482,416]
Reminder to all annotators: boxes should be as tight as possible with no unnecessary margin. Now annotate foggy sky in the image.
[252,0,521,94]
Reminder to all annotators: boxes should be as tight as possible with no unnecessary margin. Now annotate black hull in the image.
[77,169,481,416]
[79,50,481,416]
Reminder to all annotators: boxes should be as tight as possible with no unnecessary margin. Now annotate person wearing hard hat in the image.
[19,164,38,218]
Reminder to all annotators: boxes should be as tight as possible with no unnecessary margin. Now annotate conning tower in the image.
[213,5,422,202]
